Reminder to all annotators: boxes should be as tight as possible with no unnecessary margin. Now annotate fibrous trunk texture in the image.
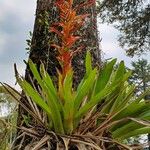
[28,0,101,85]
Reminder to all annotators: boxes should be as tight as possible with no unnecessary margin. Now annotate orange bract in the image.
[50,0,95,81]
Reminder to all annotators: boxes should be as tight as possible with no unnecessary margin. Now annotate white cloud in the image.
[98,22,150,66]
[0,62,25,87]
[0,0,36,23]
[0,34,7,54]
[98,23,133,66]
[0,0,35,87]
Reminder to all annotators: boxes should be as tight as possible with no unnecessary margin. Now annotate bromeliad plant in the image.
[3,53,150,148]
[3,0,150,149]
[12,53,150,138]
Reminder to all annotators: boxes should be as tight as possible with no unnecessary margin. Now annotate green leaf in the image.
[100,90,121,114]
[111,103,150,132]
[110,84,135,113]
[118,127,150,140]
[85,51,92,77]
[113,61,125,82]
[112,101,150,122]
[63,70,74,133]
[76,69,132,121]
[75,81,119,120]
[63,70,73,102]
[112,112,150,139]
[40,65,63,112]
[74,68,97,113]
[25,61,64,133]
[39,66,64,133]
[94,59,117,95]
[28,60,43,86]
[20,80,51,116]
[43,85,64,134]
[40,63,57,95]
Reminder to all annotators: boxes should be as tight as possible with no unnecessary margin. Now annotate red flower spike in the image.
[65,36,80,48]
[68,0,73,6]
[51,44,61,50]
[57,51,73,78]
[50,27,62,37]
[51,0,94,82]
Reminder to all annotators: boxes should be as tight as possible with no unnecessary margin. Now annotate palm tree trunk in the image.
[13,0,101,149]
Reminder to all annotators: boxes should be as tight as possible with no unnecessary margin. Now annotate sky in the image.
[0,0,149,87]
[0,0,36,87]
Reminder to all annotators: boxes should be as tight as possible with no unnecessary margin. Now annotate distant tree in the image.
[0,87,17,150]
[130,59,150,95]
[97,0,150,56]
[129,59,150,149]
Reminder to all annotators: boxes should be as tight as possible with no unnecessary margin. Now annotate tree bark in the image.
[28,0,101,86]
[13,0,101,149]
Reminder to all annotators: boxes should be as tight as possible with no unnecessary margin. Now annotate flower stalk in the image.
[50,0,95,81]
[50,0,95,133]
